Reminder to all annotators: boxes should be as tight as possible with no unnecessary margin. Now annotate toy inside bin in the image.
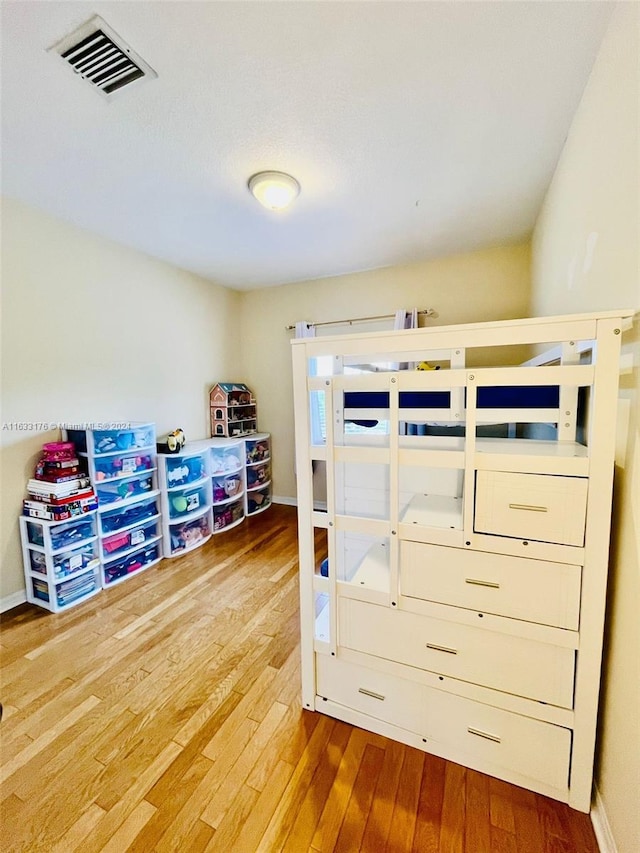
[103,531,131,554]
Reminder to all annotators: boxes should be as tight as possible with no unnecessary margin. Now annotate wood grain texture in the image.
[0,504,599,852]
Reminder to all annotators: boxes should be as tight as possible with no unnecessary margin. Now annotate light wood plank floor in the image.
[1,504,599,852]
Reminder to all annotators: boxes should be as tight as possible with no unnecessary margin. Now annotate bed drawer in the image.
[315,654,571,791]
[338,599,575,707]
[400,541,581,629]
[424,689,571,791]
[316,653,428,734]
[474,471,588,546]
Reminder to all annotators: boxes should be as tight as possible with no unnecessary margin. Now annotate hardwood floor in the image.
[1,504,599,852]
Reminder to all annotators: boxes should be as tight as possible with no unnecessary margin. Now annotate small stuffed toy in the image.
[166,428,185,453]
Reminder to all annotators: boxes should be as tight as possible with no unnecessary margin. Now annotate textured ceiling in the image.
[1,1,613,290]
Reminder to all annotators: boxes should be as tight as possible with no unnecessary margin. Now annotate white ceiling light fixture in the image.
[248,171,301,211]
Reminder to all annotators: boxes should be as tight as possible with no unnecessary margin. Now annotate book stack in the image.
[23,441,98,521]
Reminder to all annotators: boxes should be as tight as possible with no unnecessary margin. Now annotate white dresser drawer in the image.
[338,599,575,707]
[474,471,588,546]
[424,689,571,791]
[316,653,428,734]
[315,653,571,791]
[400,541,581,629]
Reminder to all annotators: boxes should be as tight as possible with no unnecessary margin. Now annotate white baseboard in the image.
[591,786,617,853]
[1,589,27,614]
[272,495,297,506]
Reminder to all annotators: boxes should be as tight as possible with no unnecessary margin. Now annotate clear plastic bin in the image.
[102,519,159,559]
[169,512,212,554]
[103,543,160,585]
[165,454,206,488]
[168,483,208,519]
[99,495,159,535]
[96,474,154,505]
[94,452,154,481]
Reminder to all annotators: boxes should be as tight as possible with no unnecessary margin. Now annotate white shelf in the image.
[348,542,390,592]
[474,438,590,475]
[475,438,588,458]
[315,602,330,643]
[400,493,463,530]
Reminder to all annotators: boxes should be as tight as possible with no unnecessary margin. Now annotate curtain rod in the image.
[285,308,435,332]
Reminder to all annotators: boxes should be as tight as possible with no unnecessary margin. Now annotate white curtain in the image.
[294,320,321,487]
[295,321,316,339]
[394,308,418,331]
[393,308,418,369]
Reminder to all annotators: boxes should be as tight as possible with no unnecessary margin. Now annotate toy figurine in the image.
[166,428,185,453]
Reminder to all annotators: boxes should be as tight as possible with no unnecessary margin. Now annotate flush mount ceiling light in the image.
[248,171,301,211]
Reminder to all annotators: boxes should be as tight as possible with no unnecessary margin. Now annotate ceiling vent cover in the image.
[49,15,157,98]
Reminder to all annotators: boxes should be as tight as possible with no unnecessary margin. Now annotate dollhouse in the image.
[209,382,258,437]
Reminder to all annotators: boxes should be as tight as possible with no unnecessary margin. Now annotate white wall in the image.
[239,242,531,501]
[531,5,639,851]
[0,198,241,603]
[0,201,530,606]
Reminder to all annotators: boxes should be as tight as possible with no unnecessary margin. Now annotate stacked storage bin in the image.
[20,440,101,611]
[65,423,162,587]
[244,433,272,517]
[157,441,213,557]
[20,512,101,612]
[210,438,246,533]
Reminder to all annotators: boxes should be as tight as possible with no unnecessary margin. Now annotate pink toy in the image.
[42,442,75,461]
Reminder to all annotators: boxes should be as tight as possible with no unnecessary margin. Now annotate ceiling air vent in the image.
[49,15,157,99]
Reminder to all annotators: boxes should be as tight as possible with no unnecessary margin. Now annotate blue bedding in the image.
[343,386,559,410]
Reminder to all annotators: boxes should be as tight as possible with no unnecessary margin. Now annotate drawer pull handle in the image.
[426,643,458,655]
[465,578,500,589]
[508,503,548,513]
[467,726,501,744]
[358,687,385,701]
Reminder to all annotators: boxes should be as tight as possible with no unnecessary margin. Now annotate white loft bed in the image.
[293,310,634,813]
